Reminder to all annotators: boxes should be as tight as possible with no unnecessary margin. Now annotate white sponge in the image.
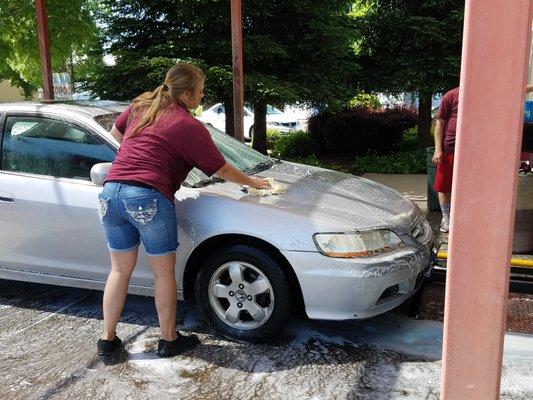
[248,177,287,197]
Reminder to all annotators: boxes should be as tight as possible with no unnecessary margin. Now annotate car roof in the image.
[0,100,129,118]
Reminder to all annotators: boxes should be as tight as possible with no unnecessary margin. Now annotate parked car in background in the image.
[0,101,435,343]
[262,105,301,134]
[283,104,317,132]
[197,103,254,139]
[197,103,300,139]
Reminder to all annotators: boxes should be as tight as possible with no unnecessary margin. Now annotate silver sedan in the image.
[0,101,435,342]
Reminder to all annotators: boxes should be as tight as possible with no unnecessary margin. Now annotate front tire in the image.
[195,245,291,343]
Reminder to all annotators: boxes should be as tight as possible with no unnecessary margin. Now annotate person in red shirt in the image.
[96,63,271,358]
[433,85,533,233]
[432,87,459,233]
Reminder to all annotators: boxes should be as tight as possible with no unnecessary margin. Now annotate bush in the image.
[280,155,352,174]
[395,125,436,152]
[348,93,381,109]
[395,127,419,151]
[308,106,417,157]
[284,155,326,168]
[190,105,203,117]
[266,128,281,150]
[272,131,315,159]
[352,149,426,175]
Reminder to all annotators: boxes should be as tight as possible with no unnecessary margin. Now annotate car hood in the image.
[201,161,418,232]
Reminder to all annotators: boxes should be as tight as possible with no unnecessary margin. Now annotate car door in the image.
[0,112,117,284]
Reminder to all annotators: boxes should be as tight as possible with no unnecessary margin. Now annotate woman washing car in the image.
[96,63,271,358]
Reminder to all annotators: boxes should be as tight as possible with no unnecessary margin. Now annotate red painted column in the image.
[441,0,532,398]
[35,0,54,100]
[231,0,244,142]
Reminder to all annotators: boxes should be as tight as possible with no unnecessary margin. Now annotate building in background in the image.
[0,80,37,102]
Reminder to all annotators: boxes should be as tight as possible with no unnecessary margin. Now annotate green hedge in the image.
[308,106,418,157]
[272,131,315,159]
[266,128,281,150]
[353,149,426,174]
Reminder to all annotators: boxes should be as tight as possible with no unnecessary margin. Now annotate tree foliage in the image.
[354,0,464,146]
[82,0,359,153]
[0,0,99,97]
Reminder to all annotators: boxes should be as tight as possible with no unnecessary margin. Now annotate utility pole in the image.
[231,0,244,141]
[440,0,532,398]
[35,0,54,100]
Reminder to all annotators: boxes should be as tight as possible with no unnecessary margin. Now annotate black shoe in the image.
[157,333,199,357]
[97,336,123,356]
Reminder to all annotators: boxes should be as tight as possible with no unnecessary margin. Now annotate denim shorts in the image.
[97,182,178,256]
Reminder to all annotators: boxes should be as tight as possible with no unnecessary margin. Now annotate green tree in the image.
[0,0,98,98]
[354,0,464,146]
[242,1,359,153]
[83,0,359,153]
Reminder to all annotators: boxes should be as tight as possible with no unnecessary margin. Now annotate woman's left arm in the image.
[110,125,124,144]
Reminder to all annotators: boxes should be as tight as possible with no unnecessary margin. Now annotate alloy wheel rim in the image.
[208,261,275,330]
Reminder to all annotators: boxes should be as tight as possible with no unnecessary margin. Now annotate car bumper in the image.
[281,242,434,320]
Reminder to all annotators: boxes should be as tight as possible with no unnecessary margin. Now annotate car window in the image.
[94,113,120,131]
[1,116,116,180]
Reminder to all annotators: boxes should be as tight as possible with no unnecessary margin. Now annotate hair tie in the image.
[162,83,169,91]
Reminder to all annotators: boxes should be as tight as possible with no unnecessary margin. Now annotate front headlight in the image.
[313,230,404,258]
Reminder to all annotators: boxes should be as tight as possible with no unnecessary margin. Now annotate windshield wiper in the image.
[246,159,277,174]
[191,176,225,188]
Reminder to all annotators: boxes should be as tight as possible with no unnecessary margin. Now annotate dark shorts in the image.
[97,182,178,256]
[434,152,454,193]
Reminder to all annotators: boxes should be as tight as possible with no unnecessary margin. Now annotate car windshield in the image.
[266,105,282,115]
[94,114,275,187]
[187,124,275,187]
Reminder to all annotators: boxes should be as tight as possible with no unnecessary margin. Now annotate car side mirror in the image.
[90,162,112,186]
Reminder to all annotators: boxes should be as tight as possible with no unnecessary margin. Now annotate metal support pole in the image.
[35,0,54,100]
[231,0,244,142]
[440,0,532,398]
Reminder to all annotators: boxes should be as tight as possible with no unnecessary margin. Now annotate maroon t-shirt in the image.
[436,87,459,153]
[106,104,226,201]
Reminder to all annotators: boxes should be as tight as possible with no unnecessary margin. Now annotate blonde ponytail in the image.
[127,63,205,138]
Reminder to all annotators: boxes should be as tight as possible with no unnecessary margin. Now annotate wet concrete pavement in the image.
[2,173,532,399]
[1,279,532,400]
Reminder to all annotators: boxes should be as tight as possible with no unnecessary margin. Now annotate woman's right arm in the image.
[215,162,271,189]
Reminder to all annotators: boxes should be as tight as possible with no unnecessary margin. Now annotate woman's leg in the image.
[149,253,178,341]
[102,248,138,340]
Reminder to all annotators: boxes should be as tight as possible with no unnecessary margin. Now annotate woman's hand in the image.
[215,162,272,189]
[432,149,443,165]
[250,177,272,190]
